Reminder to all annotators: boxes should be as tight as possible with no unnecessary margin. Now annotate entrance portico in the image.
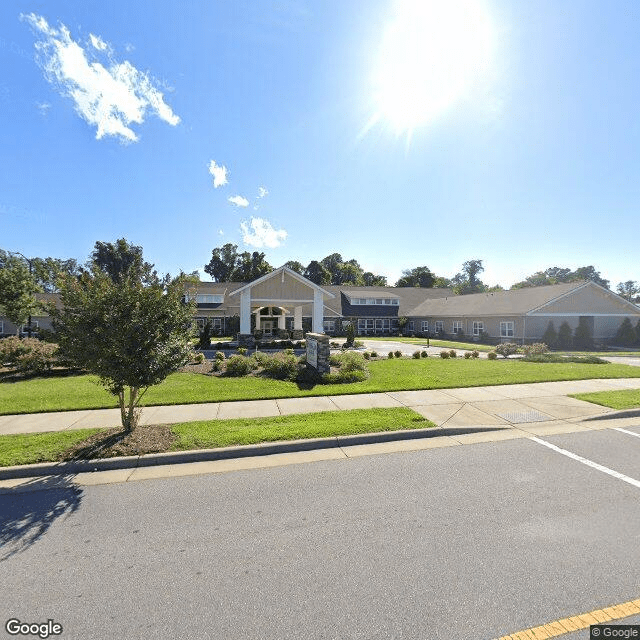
[229,266,334,337]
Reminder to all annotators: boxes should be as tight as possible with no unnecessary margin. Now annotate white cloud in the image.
[89,33,107,51]
[257,186,268,199]
[240,217,287,248]
[218,229,224,235]
[22,13,180,142]
[228,195,249,208]
[36,101,51,115]
[208,160,228,188]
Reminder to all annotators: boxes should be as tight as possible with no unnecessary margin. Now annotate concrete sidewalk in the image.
[2,377,640,436]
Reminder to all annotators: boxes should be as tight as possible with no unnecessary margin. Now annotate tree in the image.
[573,317,594,350]
[362,272,387,286]
[511,265,610,289]
[0,255,41,335]
[557,321,573,349]
[542,321,558,349]
[452,259,486,295]
[303,260,331,285]
[283,261,305,275]
[614,318,637,347]
[32,257,81,292]
[395,266,435,288]
[52,253,195,432]
[617,281,640,303]
[91,238,157,284]
[204,243,272,282]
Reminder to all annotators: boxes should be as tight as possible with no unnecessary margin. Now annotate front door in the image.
[262,321,274,336]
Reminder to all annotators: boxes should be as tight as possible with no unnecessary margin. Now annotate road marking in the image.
[496,597,640,639]
[614,427,640,439]
[529,436,640,489]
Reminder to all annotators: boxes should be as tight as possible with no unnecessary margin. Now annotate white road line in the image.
[614,427,640,439]
[529,436,640,490]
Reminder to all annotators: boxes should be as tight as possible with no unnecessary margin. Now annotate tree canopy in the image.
[0,255,41,334]
[511,265,610,289]
[204,243,272,282]
[395,266,436,288]
[91,238,158,285]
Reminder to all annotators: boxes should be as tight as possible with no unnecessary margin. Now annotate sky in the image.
[1,0,639,289]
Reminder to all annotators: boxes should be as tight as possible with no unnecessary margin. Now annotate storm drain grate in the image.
[497,410,552,424]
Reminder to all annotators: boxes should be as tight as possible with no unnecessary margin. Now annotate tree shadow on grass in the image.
[0,475,82,562]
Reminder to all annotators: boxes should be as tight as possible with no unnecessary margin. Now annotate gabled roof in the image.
[408,281,639,317]
[228,266,335,299]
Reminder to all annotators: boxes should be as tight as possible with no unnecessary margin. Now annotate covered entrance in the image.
[229,265,335,339]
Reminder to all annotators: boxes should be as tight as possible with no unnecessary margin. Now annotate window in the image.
[20,320,39,334]
[187,294,224,304]
[500,321,514,338]
[0,321,3,334]
[323,320,335,332]
[472,321,484,336]
[195,318,222,330]
[375,318,391,331]
[435,321,444,333]
[452,321,463,334]
[350,297,399,306]
[421,321,429,332]
[408,321,415,331]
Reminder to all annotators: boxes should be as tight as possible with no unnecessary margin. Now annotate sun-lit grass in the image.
[2,358,640,415]
[0,408,433,467]
[361,337,494,351]
[0,427,102,467]
[571,389,640,410]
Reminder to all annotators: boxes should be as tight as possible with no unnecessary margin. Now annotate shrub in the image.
[224,355,253,377]
[614,318,637,347]
[421,350,428,358]
[335,351,367,372]
[440,351,450,359]
[322,369,367,384]
[364,351,371,360]
[542,321,558,349]
[471,350,479,358]
[487,351,497,360]
[261,351,300,380]
[448,350,457,358]
[16,341,59,374]
[464,351,472,359]
[370,351,378,358]
[197,321,213,350]
[345,323,355,347]
[192,352,206,364]
[215,351,226,361]
[557,322,573,349]
[495,342,519,358]
[573,317,594,350]
[237,347,248,356]
[412,351,421,359]
[0,336,29,367]
[521,343,548,357]
[394,350,402,358]
[252,351,270,366]
[388,351,394,359]
[330,341,340,349]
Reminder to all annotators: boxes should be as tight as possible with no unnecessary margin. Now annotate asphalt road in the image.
[1,426,639,640]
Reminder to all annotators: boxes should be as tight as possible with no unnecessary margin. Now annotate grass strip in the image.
[571,389,640,410]
[2,359,640,415]
[0,428,102,467]
[0,408,433,467]
[171,407,433,450]
[361,337,494,351]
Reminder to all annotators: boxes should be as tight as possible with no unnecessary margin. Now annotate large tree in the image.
[52,250,195,431]
[363,272,387,286]
[452,259,486,295]
[0,255,41,335]
[91,238,157,284]
[511,265,610,289]
[616,281,639,303]
[204,243,272,282]
[283,260,305,275]
[303,260,331,285]
[395,266,436,288]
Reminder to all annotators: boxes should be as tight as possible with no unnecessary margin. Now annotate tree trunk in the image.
[118,386,141,432]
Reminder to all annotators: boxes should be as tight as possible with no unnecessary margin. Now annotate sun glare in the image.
[371,0,494,137]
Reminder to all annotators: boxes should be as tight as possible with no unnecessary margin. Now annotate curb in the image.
[0,425,506,480]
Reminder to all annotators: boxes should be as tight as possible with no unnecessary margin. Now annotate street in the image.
[1,426,639,639]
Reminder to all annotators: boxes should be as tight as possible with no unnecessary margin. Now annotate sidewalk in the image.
[2,377,640,436]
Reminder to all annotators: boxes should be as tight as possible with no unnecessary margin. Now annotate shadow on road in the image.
[0,475,82,561]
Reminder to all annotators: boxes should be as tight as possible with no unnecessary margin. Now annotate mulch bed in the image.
[60,424,176,460]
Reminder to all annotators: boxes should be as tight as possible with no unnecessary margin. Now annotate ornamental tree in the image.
[51,257,195,431]
[0,255,41,335]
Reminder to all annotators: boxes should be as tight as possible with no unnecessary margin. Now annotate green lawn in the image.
[571,389,640,410]
[2,358,640,415]
[361,337,494,351]
[0,408,432,467]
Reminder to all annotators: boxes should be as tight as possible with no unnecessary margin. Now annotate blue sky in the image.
[1,0,638,288]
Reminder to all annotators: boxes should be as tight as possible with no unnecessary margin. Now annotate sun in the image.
[370,0,494,137]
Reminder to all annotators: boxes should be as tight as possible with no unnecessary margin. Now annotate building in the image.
[2,266,639,345]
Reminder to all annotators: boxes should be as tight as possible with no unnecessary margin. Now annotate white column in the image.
[294,306,303,330]
[312,290,324,333]
[278,311,286,330]
[240,290,251,334]
[255,309,261,330]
